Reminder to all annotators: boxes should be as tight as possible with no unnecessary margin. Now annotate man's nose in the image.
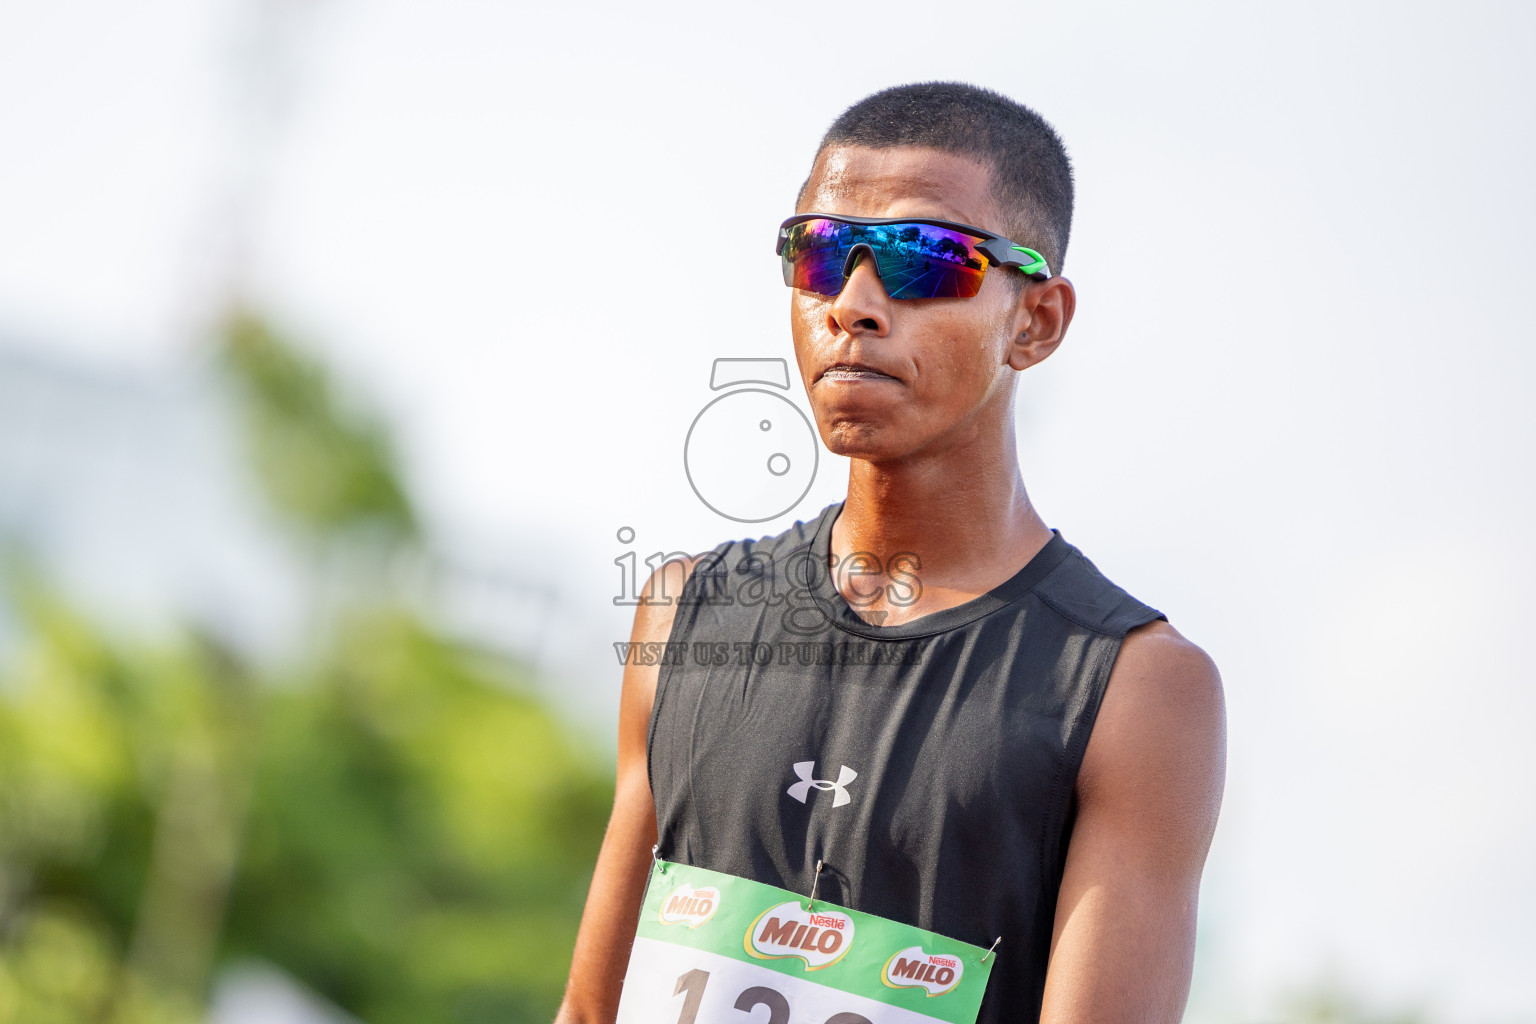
[826,247,891,337]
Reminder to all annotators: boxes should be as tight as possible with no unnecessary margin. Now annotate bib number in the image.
[671,967,867,1024]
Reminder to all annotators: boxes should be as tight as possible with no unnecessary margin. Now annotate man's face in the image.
[790,145,1044,464]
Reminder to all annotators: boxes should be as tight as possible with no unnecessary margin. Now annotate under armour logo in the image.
[786,761,858,807]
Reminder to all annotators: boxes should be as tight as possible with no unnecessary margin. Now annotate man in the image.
[556,82,1226,1023]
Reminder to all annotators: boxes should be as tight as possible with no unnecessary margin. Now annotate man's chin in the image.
[820,421,926,464]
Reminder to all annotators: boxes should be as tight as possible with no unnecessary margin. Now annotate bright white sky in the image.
[2,2,1534,1021]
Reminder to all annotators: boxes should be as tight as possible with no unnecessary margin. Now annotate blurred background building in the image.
[0,340,299,657]
[1,1,1533,1022]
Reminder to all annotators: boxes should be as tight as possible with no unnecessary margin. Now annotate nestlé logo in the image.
[744,901,855,970]
[657,883,720,929]
[882,946,964,996]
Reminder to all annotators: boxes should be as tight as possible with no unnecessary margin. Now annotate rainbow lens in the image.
[780,218,990,299]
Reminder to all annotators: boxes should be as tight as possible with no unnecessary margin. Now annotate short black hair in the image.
[807,82,1075,275]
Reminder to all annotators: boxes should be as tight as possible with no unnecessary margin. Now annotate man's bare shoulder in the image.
[1111,620,1224,722]
[1078,620,1226,824]
[631,553,711,644]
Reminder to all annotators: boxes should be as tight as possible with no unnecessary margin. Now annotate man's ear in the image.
[1006,276,1076,372]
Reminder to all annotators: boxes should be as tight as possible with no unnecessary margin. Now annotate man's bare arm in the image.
[555,557,702,1024]
[1040,620,1227,1023]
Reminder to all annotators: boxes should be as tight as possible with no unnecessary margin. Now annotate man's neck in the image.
[830,430,1054,626]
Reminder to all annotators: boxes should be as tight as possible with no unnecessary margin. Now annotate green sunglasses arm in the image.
[1007,245,1049,277]
[976,238,1051,278]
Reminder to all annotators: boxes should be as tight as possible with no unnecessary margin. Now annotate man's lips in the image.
[817,362,900,384]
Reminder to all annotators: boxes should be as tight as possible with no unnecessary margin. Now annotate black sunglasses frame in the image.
[775,213,1052,296]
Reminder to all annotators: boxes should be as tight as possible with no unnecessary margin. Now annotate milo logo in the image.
[744,901,855,970]
[883,946,964,995]
[657,883,720,928]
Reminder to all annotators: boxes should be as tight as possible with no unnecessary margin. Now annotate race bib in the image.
[615,860,994,1024]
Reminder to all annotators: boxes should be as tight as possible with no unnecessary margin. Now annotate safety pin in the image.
[806,858,824,911]
[981,936,1001,963]
[652,844,666,875]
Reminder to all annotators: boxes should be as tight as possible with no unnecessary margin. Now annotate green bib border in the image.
[635,859,994,1023]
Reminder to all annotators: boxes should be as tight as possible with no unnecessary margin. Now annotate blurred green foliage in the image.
[0,313,610,1022]
[222,310,415,541]
[226,607,609,1024]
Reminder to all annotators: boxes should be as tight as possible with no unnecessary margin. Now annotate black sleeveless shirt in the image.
[647,500,1165,1021]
